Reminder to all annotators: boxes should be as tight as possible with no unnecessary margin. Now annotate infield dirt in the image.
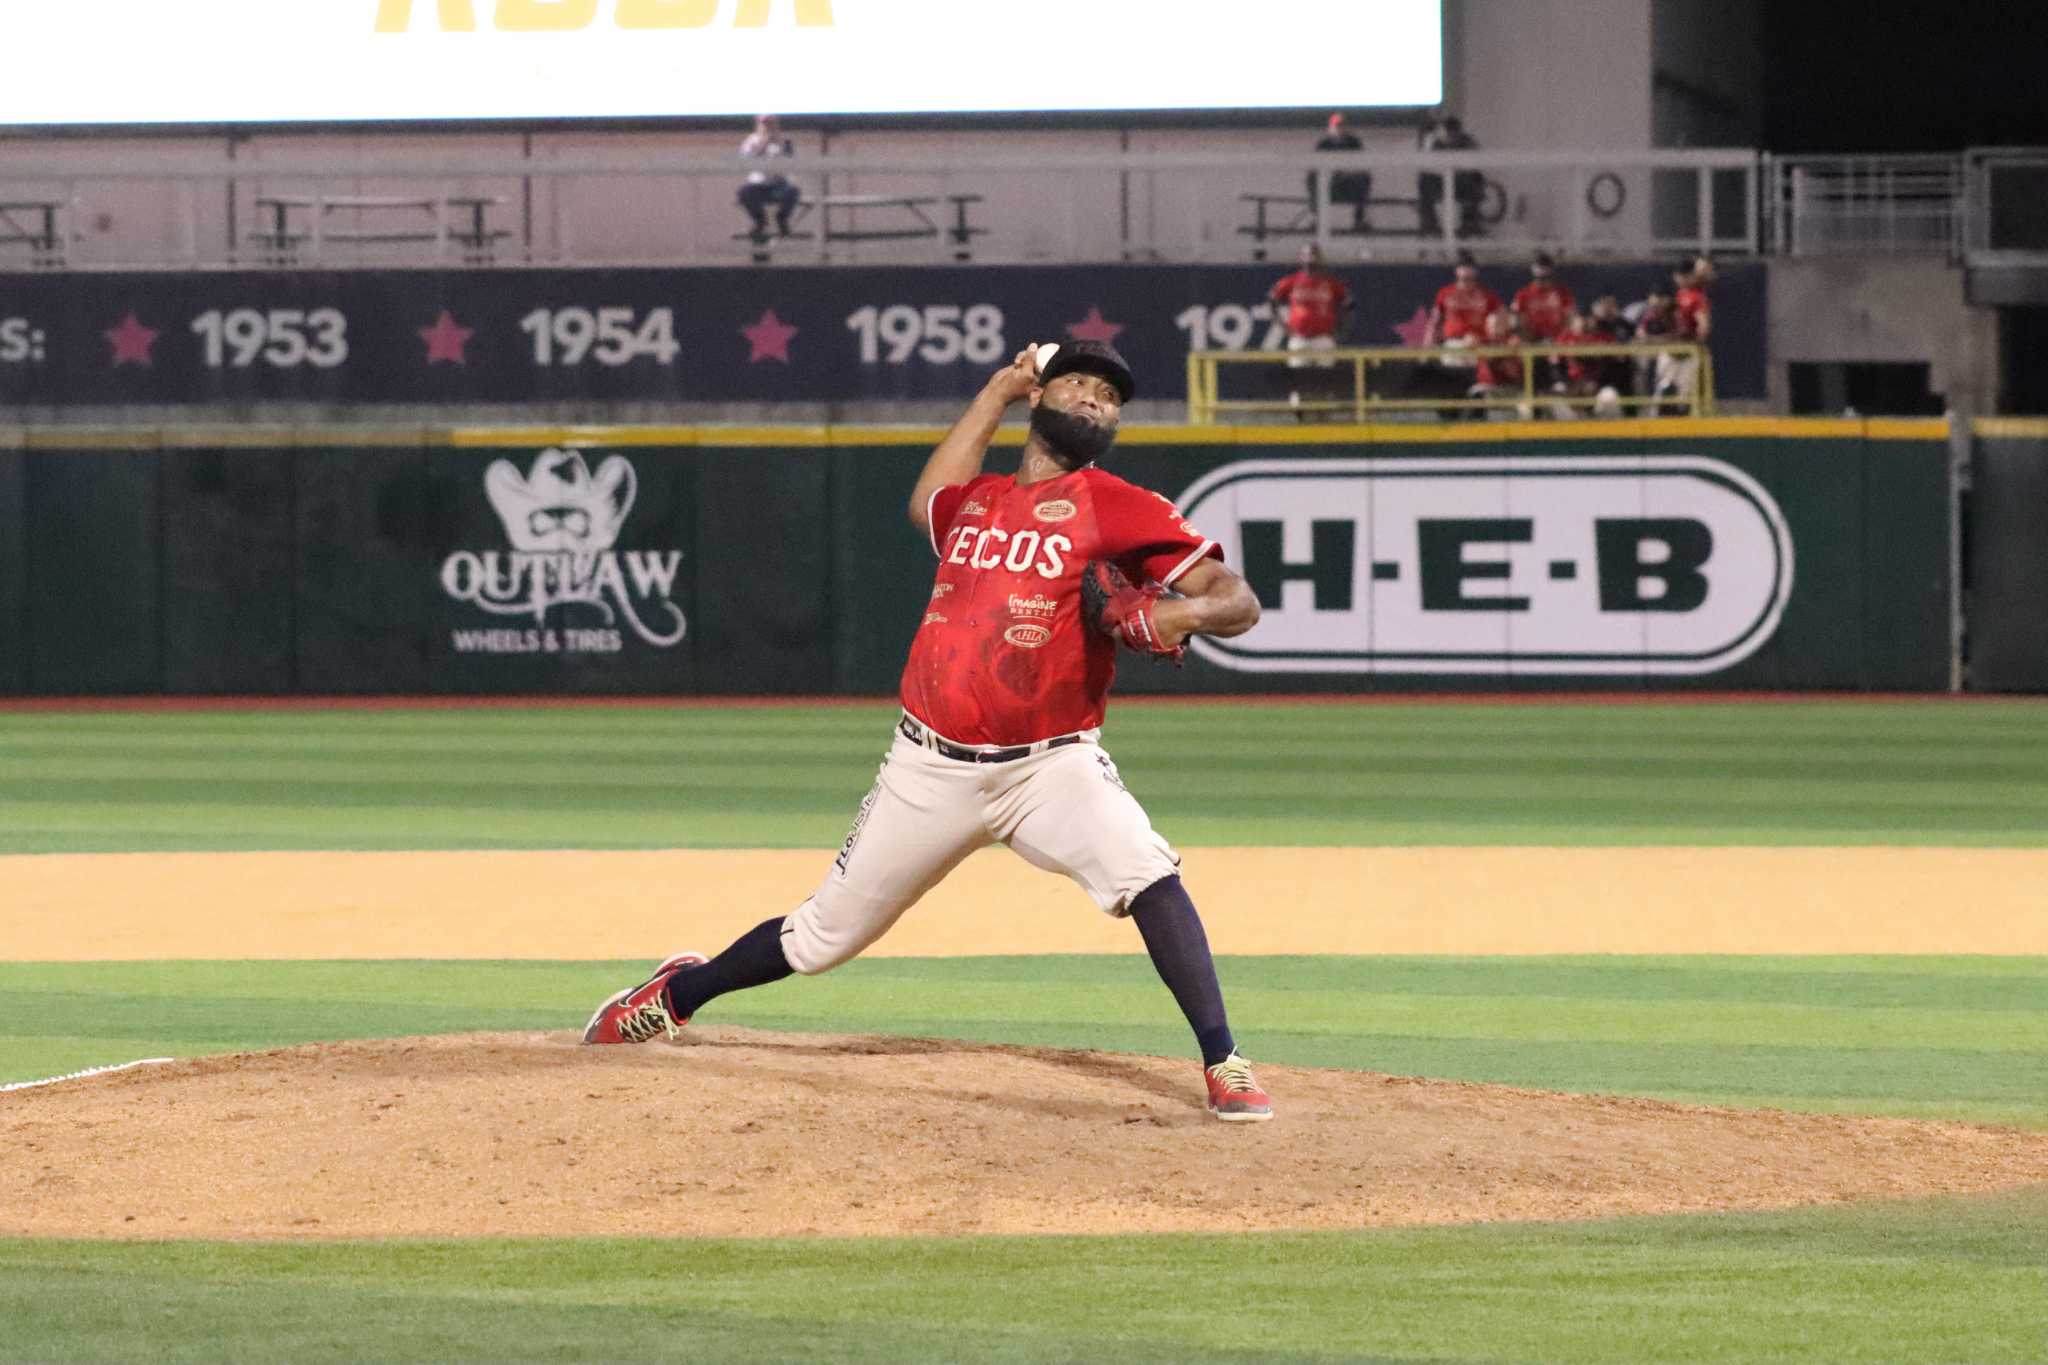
[10,845,2048,958]
[8,1027,2048,1241]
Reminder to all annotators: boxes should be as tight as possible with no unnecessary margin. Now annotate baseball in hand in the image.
[1033,343,1060,376]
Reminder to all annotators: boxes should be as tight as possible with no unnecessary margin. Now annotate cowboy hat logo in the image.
[441,447,687,649]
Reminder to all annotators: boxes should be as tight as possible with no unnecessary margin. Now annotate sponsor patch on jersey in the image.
[1033,499,1077,524]
[959,498,990,517]
[1003,623,1052,649]
[931,582,955,599]
[1007,593,1058,620]
[923,611,948,625]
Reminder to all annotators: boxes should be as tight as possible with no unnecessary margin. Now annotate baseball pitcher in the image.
[583,339,1273,1121]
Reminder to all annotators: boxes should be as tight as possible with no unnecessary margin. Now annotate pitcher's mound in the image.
[7,1028,2046,1240]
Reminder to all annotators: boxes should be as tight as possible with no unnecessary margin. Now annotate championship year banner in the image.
[0,261,1765,407]
[1,0,1441,125]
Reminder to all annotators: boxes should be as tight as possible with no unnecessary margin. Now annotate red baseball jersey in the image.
[1553,326,1601,384]
[902,466,1221,746]
[1269,269,1351,339]
[1511,279,1575,341]
[1675,286,1712,340]
[1432,282,1504,342]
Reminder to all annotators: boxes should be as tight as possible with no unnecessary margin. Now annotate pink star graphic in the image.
[1391,306,1433,347]
[104,312,160,367]
[742,309,799,364]
[419,311,474,366]
[1064,307,1125,344]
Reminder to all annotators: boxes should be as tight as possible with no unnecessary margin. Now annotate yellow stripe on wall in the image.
[2,418,1953,450]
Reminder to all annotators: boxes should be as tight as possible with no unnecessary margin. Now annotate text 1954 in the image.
[519,307,681,367]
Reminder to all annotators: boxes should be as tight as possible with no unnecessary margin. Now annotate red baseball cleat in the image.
[1204,1052,1274,1122]
[580,952,707,1045]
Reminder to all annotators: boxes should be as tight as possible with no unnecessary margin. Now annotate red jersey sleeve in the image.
[1269,271,1299,304]
[1089,476,1222,588]
[925,476,994,558]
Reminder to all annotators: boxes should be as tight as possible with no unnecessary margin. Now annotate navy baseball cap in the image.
[1040,339,1136,404]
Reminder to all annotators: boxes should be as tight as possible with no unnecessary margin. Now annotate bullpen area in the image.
[4,698,2047,1363]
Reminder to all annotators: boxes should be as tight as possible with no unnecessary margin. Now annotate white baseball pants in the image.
[779,717,1182,975]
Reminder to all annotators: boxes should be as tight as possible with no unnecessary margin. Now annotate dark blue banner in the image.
[0,262,1764,407]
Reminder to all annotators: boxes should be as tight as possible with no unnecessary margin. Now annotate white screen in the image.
[1,0,1442,125]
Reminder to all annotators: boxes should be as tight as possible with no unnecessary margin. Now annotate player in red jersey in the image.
[1509,251,1574,343]
[1655,256,1715,413]
[1423,250,1504,347]
[581,339,1277,1122]
[1268,242,1355,417]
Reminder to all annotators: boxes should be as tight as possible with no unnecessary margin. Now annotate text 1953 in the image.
[190,308,348,369]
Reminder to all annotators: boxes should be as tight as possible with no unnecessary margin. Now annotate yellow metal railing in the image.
[1185,341,1715,424]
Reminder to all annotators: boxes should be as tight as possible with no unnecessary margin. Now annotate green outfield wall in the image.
[1968,419,2048,693]
[0,419,1958,695]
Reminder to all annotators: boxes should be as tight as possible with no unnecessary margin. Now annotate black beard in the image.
[1029,403,1118,468]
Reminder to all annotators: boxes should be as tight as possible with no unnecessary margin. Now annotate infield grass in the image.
[5,699,2048,852]
[4,1188,2047,1364]
[5,955,2044,1127]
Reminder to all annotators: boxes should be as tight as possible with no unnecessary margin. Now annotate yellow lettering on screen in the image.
[616,0,721,27]
[374,0,480,31]
[733,0,835,27]
[495,0,602,30]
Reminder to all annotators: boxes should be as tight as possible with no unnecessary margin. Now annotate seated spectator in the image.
[1627,284,1681,413]
[1268,242,1355,420]
[1549,312,1624,419]
[1588,293,1633,343]
[1677,255,1715,343]
[1583,294,1636,404]
[737,114,800,245]
[1417,114,1486,237]
[1309,112,1373,232]
[1472,310,1527,418]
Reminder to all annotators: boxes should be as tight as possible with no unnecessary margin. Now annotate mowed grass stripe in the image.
[4,1190,2048,1364]
[7,700,2048,851]
[4,957,2043,1126]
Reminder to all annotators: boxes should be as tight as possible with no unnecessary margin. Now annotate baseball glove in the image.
[1079,560,1185,664]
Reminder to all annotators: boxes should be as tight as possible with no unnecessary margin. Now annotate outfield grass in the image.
[6,700,2043,1363]
[5,1188,2047,1364]
[5,700,2048,853]
[6,956,2044,1127]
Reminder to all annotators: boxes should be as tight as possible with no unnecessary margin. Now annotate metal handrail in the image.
[1186,341,1714,424]
[0,144,1765,271]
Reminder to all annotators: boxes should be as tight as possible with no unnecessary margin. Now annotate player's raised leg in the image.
[583,725,994,1044]
[994,743,1273,1121]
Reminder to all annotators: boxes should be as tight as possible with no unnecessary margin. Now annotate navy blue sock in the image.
[664,916,795,1020]
[1128,875,1237,1068]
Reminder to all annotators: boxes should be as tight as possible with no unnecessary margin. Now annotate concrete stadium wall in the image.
[1766,258,1999,415]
